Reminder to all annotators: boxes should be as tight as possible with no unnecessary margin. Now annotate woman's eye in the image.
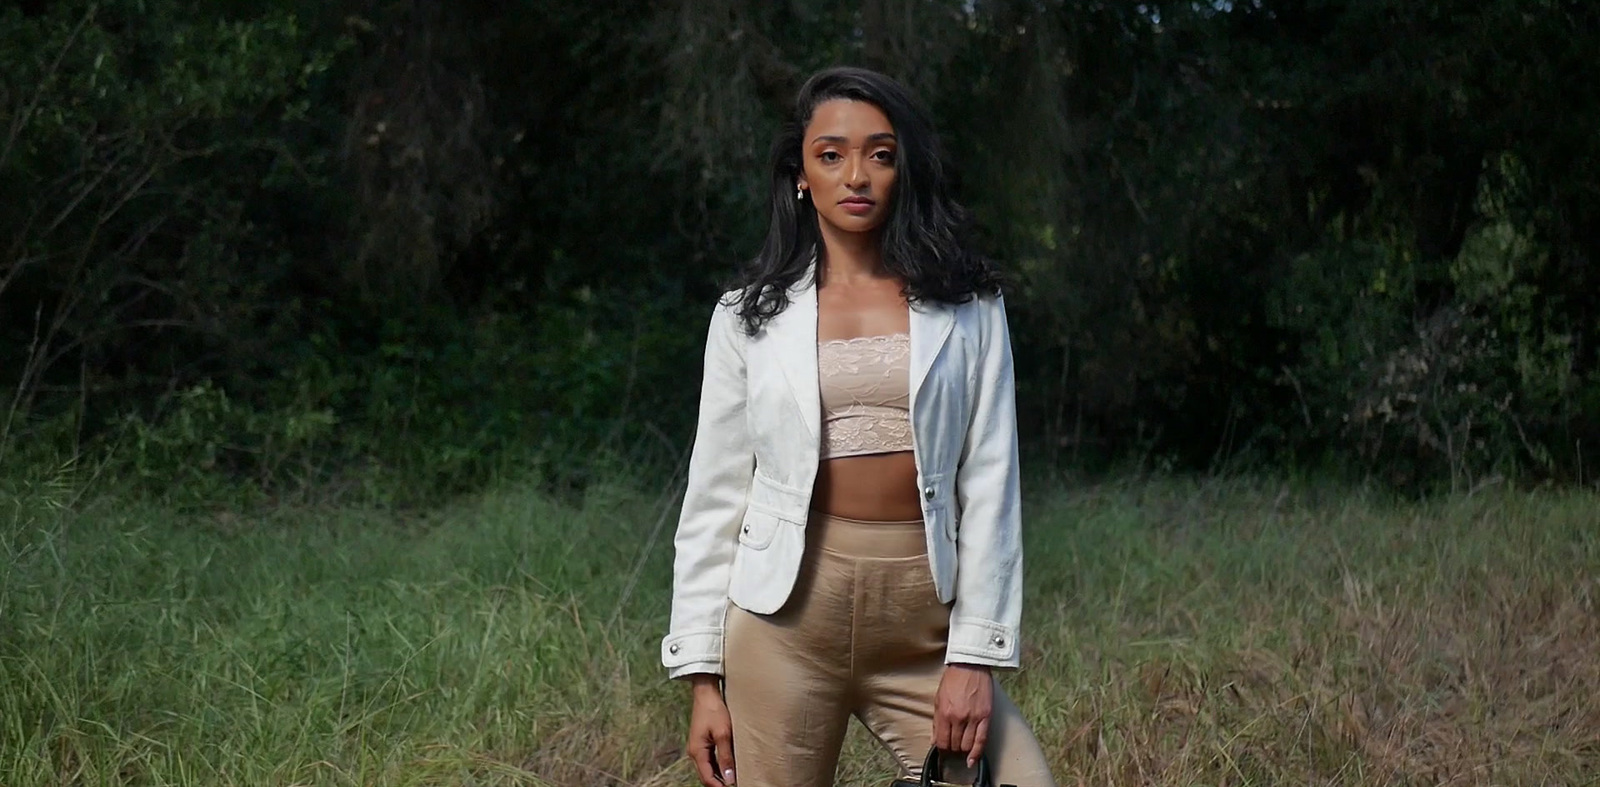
[873,149,896,163]
[820,151,842,162]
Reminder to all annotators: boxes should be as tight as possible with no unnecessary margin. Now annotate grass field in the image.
[2,475,1597,786]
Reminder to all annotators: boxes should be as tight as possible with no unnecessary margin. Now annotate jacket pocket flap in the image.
[745,472,809,522]
[737,509,781,549]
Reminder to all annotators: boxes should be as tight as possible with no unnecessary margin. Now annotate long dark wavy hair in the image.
[731,66,999,334]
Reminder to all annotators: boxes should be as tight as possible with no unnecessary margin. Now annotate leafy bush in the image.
[0,0,349,460]
[1268,177,1585,491]
[101,281,702,506]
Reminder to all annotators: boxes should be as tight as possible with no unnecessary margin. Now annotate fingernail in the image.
[724,768,736,785]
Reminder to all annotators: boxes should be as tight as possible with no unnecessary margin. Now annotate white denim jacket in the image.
[661,269,1023,678]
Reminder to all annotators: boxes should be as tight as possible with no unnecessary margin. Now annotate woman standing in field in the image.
[662,67,1055,787]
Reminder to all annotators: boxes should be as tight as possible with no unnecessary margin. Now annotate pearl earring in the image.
[796,186,804,200]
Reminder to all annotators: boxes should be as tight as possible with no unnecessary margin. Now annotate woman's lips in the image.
[840,197,875,215]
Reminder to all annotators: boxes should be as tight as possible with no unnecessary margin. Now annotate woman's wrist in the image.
[687,673,723,699]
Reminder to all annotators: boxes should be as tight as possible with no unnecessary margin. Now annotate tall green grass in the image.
[2,476,1596,785]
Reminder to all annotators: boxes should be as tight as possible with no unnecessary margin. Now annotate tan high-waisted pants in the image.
[724,511,1057,787]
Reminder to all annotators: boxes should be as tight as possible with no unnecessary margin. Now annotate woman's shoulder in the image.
[710,289,752,334]
[705,289,755,347]
[955,289,1012,347]
[955,287,1007,318]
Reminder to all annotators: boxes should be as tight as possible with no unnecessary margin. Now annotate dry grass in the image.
[1,476,1596,786]
[998,482,1600,787]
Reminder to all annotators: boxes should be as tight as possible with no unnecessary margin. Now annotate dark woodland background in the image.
[4,0,1598,505]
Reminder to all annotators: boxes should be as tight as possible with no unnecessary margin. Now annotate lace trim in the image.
[818,332,910,349]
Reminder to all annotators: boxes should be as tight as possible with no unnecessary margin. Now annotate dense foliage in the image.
[3,0,1596,502]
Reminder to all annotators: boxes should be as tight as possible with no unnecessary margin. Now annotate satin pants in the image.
[723,511,1056,787]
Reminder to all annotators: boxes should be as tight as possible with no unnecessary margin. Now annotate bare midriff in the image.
[812,451,923,522]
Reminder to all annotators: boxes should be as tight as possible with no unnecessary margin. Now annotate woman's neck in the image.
[817,224,887,285]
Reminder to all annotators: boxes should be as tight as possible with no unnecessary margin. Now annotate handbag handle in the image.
[894,747,1014,787]
[921,746,988,786]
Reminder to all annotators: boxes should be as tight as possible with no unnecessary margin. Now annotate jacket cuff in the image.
[662,627,724,678]
[667,661,724,680]
[944,617,1020,668]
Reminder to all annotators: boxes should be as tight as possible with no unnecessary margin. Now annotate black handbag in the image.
[889,747,1017,787]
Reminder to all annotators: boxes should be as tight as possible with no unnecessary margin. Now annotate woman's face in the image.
[797,99,898,237]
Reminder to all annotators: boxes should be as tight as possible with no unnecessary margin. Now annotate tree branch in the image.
[0,3,98,172]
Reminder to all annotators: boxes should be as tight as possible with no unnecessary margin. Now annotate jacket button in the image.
[992,635,1006,648]
[668,643,680,654]
[923,486,935,500]
[741,525,750,534]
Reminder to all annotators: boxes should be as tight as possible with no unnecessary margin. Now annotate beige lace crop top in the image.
[818,333,913,459]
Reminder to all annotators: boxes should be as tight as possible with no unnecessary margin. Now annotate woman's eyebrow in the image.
[810,132,899,145]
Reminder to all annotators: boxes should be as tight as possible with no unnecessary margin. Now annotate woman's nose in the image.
[844,154,868,189]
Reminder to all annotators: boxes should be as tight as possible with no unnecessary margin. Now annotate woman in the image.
[662,66,1055,787]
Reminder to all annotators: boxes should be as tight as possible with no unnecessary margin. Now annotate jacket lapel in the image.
[772,270,821,442]
[909,298,955,408]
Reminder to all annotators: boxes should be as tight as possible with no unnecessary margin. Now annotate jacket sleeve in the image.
[947,294,1024,669]
[660,296,754,679]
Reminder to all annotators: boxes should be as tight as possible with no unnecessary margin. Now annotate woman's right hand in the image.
[687,675,737,786]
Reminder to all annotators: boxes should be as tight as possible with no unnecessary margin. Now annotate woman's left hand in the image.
[933,663,994,767]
